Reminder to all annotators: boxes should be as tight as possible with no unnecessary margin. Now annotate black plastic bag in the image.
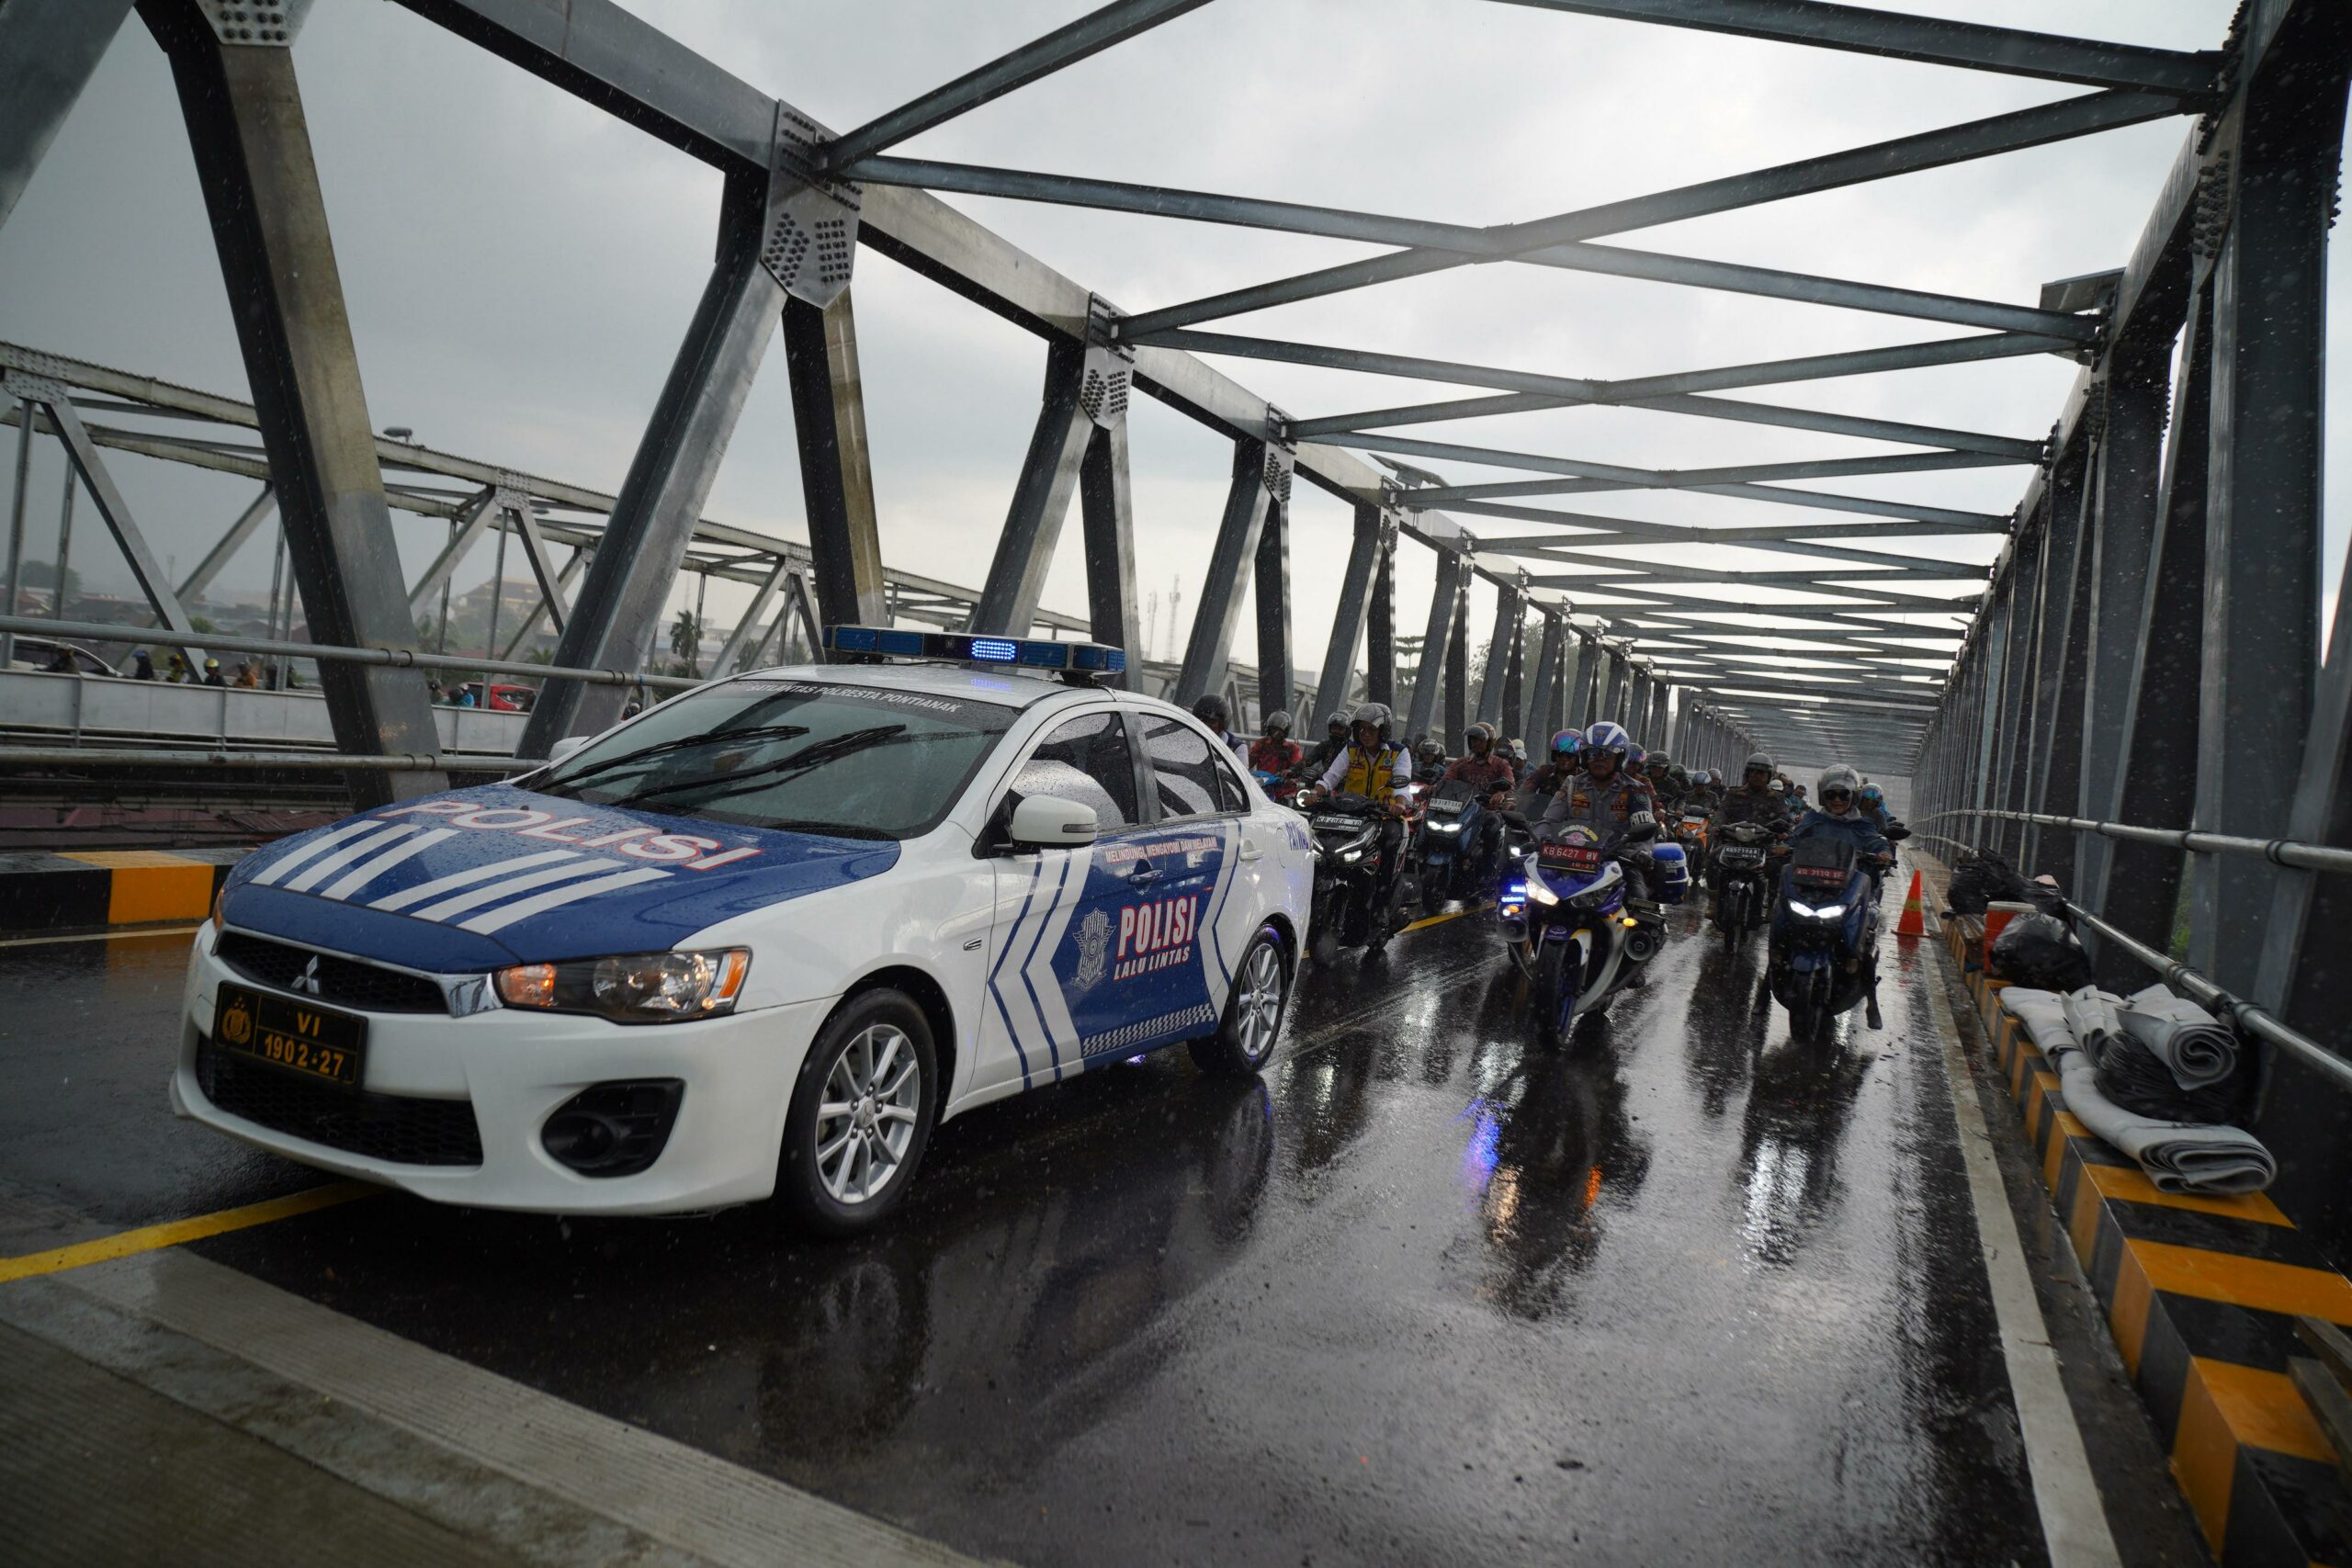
[1949,848,2031,915]
[2093,1035,2245,1124]
[1990,911,2091,989]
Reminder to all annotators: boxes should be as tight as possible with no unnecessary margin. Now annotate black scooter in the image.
[1766,836,1893,1043]
[1304,792,1407,963]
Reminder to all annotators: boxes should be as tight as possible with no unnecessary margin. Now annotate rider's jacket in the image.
[1442,752,1514,795]
[1248,737,1304,774]
[1306,737,1347,774]
[1538,768,1657,833]
[1316,741,1413,804]
[1786,807,1892,861]
[1510,762,1576,818]
[1711,785,1787,829]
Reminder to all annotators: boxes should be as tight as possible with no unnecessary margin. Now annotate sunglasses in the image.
[1821,789,1854,803]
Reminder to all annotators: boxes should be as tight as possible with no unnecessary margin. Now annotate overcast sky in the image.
[1,0,2336,742]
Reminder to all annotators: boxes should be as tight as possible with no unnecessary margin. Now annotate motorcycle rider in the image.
[1538,719,1659,902]
[1785,765,1893,865]
[1687,769,1722,812]
[1249,710,1304,776]
[1442,721,1515,880]
[1643,751,1683,811]
[1511,729,1582,818]
[1304,702,1416,908]
[1192,694,1247,760]
[1412,736,1448,784]
[1306,713,1351,775]
[1711,754,1790,830]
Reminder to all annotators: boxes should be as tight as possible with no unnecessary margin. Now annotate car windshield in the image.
[532,677,1018,840]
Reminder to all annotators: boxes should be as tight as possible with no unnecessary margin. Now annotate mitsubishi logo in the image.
[291,956,323,997]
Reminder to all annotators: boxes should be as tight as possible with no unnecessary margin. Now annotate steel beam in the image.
[1521,613,1565,743]
[1176,436,1283,705]
[1443,583,1472,743]
[1476,584,1519,727]
[784,288,889,631]
[0,0,139,232]
[499,543,588,662]
[1313,502,1385,726]
[1364,528,1396,709]
[403,487,500,616]
[976,340,1094,635]
[148,4,443,801]
[709,557,793,679]
[1404,549,1464,743]
[2189,26,2350,993]
[1254,488,1295,721]
[523,172,779,754]
[1079,417,1142,681]
[1172,329,2070,436]
[509,498,571,635]
[819,0,1212,171]
[1119,88,2182,336]
[175,484,277,605]
[1484,1,2218,95]
[848,157,2101,344]
[1410,447,2014,496]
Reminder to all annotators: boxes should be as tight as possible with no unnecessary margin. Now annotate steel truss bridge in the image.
[3,6,2349,1059]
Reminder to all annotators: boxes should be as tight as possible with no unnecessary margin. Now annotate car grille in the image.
[196,1039,484,1168]
[217,931,449,1014]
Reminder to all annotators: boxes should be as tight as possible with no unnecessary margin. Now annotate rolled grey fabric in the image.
[2001,987,2276,1196]
[2118,984,2237,1089]
[2059,987,2127,1064]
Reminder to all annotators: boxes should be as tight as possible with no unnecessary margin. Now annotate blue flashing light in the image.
[821,625,1126,679]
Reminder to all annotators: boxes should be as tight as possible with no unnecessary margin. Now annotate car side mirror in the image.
[548,735,591,762]
[1008,795,1097,849]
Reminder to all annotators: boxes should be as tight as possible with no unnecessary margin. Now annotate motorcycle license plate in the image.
[1428,800,1464,817]
[1795,867,1847,892]
[1541,843,1601,873]
[1312,814,1365,831]
[1721,849,1764,868]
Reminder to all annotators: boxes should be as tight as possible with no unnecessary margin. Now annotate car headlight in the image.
[1787,901,1849,919]
[494,949,751,1024]
[211,879,230,930]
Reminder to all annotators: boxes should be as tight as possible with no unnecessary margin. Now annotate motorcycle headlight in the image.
[1430,820,1461,834]
[1340,847,1365,863]
[1787,901,1848,919]
[495,948,751,1024]
[1524,871,1560,906]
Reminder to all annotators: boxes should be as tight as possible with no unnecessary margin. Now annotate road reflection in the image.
[1736,1036,1873,1269]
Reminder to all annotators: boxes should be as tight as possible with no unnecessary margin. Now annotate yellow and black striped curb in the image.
[1939,896,2352,1565]
[0,848,249,933]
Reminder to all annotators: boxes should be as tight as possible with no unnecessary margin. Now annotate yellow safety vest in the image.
[1340,742,1406,803]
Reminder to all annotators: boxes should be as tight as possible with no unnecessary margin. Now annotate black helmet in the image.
[1191,694,1229,730]
[1464,720,1496,750]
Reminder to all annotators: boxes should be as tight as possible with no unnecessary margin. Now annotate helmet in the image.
[1646,751,1673,772]
[1818,763,1861,801]
[1767,778,1787,796]
[204,658,220,671]
[1507,739,1528,764]
[1191,694,1229,730]
[1692,769,1712,787]
[1744,752,1773,776]
[1350,702,1392,739]
[1416,737,1443,760]
[1668,765,1689,785]
[1549,728,1584,760]
[1325,712,1349,733]
[1464,721,1495,750]
[1859,784,1884,808]
[1624,744,1645,771]
[1263,709,1293,735]
[1585,721,1631,761]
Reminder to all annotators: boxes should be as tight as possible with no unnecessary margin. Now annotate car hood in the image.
[220,784,900,970]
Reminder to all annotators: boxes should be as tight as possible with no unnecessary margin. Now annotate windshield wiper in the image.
[605,725,910,808]
[537,724,810,796]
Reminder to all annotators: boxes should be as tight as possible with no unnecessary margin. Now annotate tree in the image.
[670,608,701,678]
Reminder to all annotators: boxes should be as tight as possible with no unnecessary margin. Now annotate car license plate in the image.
[211,983,367,1089]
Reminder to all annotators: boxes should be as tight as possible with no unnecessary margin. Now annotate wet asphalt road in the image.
[1,909,2057,1566]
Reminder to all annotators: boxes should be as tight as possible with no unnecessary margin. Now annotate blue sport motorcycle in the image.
[1498,823,1663,1049]
[1767,835,1890,1043]
[1414,777,1495,914]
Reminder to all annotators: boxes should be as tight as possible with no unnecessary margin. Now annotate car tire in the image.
[777,989,939,1237]
[1190,927,1291,1077]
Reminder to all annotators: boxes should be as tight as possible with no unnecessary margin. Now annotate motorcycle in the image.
[1498,823,1663,1049]
[1304,792,1408,963]
[1414,777,1496,914]
[1252,768,1304,808]
[1767,835,1891,1043]
[1710,820,1779,954]
[1675,808,1711,858]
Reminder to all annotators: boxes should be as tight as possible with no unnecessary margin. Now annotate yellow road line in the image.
[1398,907,1474,934]
[0,924,202,949]
[0,1182,378,1284]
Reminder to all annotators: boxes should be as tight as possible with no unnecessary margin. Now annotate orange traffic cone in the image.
[1894,869,1927,939]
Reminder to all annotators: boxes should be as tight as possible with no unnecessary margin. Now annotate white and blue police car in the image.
[175,629,1314,1233]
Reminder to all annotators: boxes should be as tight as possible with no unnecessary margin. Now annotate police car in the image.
[175,629,1315,1233]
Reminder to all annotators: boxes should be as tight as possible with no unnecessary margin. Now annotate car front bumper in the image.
[174,923,832,1215]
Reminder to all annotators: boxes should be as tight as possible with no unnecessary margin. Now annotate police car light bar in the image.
[823,625,1126,680]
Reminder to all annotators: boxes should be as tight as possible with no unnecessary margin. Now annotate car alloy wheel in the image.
[814,1023,922,1205]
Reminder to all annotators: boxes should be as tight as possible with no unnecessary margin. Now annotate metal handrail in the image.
[0,615,701,694]
[1917,805,2352,876]
[1917,828,2352,1093]
[0,746,531,774]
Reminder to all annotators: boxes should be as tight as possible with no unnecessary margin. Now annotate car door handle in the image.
[1238,836,1263,863]
[1127,863,1161,886]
